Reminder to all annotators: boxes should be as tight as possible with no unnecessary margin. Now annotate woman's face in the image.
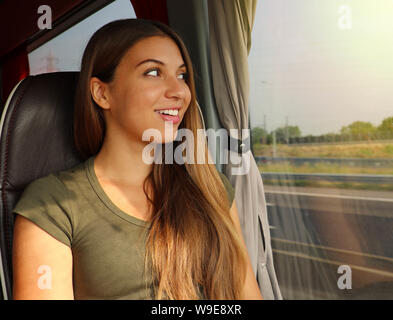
[93,35,192,144]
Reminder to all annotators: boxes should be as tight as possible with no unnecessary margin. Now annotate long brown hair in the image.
[74,19,247,299]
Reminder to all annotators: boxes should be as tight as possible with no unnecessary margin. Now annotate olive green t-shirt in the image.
[12,156,235,300]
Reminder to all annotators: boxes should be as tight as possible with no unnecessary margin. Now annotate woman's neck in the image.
[93,133,153,188]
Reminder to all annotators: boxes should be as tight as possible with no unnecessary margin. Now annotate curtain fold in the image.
[208,0,282,299]
[1,45,30,108]
[130,0,169,25]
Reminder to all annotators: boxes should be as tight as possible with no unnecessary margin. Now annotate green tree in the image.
[377,116,393,139]
[251,127,268,145]
[273,126,301,143]
[340,121,376,140]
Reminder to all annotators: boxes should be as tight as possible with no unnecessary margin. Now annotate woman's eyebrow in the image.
[136,58,164,67]
[136,59,186,69]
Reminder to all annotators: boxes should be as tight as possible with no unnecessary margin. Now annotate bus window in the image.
[249,0,393,299]
[28,0,136,75]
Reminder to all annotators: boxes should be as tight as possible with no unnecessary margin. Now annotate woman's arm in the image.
[229,200,263,300]
[12,215,74,299]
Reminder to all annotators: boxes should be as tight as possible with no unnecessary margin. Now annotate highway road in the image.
[264,185,393,299]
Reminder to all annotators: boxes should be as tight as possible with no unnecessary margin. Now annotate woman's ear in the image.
[90,77,111,110]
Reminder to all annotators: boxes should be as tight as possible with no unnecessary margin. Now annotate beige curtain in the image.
[208,0,282,299]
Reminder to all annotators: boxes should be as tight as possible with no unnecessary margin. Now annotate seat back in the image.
[0,72,83,299]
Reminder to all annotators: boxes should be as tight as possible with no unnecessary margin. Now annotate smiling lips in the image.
[154,107,181,124]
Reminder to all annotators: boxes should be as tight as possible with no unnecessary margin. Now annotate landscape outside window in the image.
[249,0,393,299]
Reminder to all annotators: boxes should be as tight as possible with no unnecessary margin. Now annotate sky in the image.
[29,0,393,136]
[249,0,393,135]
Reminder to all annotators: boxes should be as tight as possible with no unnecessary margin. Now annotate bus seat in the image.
[0,72,83,300]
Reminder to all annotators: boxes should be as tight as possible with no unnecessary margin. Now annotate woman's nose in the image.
[165,76,187,100]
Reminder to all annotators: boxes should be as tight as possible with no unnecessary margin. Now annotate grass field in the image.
[253,141,393,159]
[257,162,393,175]
[254,141,393,190]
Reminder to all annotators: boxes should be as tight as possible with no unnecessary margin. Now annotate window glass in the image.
[28,0,136,75]
[249,0,393,299]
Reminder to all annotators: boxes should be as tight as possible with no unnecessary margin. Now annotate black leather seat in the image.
[0,72,83,299]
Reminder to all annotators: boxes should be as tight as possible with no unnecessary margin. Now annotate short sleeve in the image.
[218,172,235,207]
[13,174,73,247]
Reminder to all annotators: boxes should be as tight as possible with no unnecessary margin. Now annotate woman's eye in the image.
[178,72,188,80]
[145,69,159,77]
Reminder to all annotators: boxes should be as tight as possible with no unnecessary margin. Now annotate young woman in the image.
[12,19,262,300]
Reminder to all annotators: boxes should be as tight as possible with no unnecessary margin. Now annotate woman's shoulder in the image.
[12,160,89,248]
[18,160,87,200]
[18,172,68,200]
[13,172,75,247]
